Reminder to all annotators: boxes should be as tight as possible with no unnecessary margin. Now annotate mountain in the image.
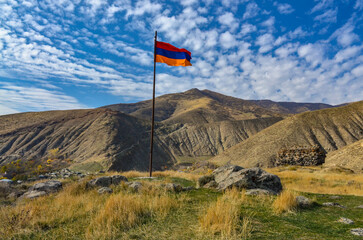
[0,89,344,172]
[250,100,333,114]
[0,109,173,171]
[324,139,363,172]
[210,101,363,168]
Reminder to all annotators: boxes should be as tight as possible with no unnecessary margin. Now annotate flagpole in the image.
[149,31,157,177]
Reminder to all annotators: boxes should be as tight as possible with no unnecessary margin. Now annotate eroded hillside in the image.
[210,101,363,168]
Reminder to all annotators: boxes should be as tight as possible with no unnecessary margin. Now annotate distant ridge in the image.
[210,101,363,168]
[103,88,334,123]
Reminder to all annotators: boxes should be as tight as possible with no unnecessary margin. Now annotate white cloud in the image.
[256,33,274,53]
[180,0,198,6]
[240,23,256,36]
[0,104,18,115]
[352,64,363,77]
[274,2,294,14]
[218,12,239,31]
[0,84,86,114]
[329,22,359,47]
[220,31,238,49]
[298,43,325,67]
[261,16,275,32]
[314,8,337,23]
[355,0,363,10]
[243,2,259,20]
[311,0,334,13]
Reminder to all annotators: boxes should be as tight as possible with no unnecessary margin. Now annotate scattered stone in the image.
[98,187,113,194]
[351,228,363,236]
[32,180,62,193]
[322,202,346,208]
[87,175,128,188]
[127,181,143,192]
[296,196,311,208]
[164,183,183,193]
[330,195,342,200]
[245,188,276,196]
[338,217,354,225]
[198,165,282,194]
[22,190,47,199]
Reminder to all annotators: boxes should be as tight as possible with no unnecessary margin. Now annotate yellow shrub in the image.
[272,190,297,214]
[199,188,251,239]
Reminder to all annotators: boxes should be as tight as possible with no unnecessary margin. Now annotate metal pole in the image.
[149,31,157,177]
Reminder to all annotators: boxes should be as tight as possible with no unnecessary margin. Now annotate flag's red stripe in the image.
[156,41,191,57]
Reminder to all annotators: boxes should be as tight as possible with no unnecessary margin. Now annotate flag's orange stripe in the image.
[156,55,192,67]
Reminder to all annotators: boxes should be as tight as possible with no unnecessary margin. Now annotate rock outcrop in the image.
[198,165,282,194]
[275,145,325,166]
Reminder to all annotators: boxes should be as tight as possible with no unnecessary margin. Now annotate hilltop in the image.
[103,88,333,124]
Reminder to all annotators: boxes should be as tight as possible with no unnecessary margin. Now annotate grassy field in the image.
[1,168,363,240]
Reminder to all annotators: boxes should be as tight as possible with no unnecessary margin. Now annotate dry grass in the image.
[0,179,181,240]
[268,167,363,196]
[199,188,252,239]
[272,190,298,214]
[0,181,103,238]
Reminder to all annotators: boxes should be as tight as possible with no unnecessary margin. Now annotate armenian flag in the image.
[155,41,192,67]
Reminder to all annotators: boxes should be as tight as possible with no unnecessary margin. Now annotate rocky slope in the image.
[0,109,173,171]
[210,101,363,168]
[324,139,363,172]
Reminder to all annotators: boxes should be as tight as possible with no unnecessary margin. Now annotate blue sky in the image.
[0,0,362,115]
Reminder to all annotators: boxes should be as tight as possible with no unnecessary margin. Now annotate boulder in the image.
[338,217,354,225]
[87,175,128,188]
[198,165,282,193]
[296,196,311,208]
[22,190,47,199]
[111,175,128,185]
[213,165,243,183]
[126,182,142,192]
[351,228,363,236]
[87,176,112,188]
[98,187,113,194]
[356,205,363,209]
[32,180,62,193]
[245,188,276,196]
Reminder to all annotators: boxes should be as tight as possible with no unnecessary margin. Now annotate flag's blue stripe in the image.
[156,48,191,61]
